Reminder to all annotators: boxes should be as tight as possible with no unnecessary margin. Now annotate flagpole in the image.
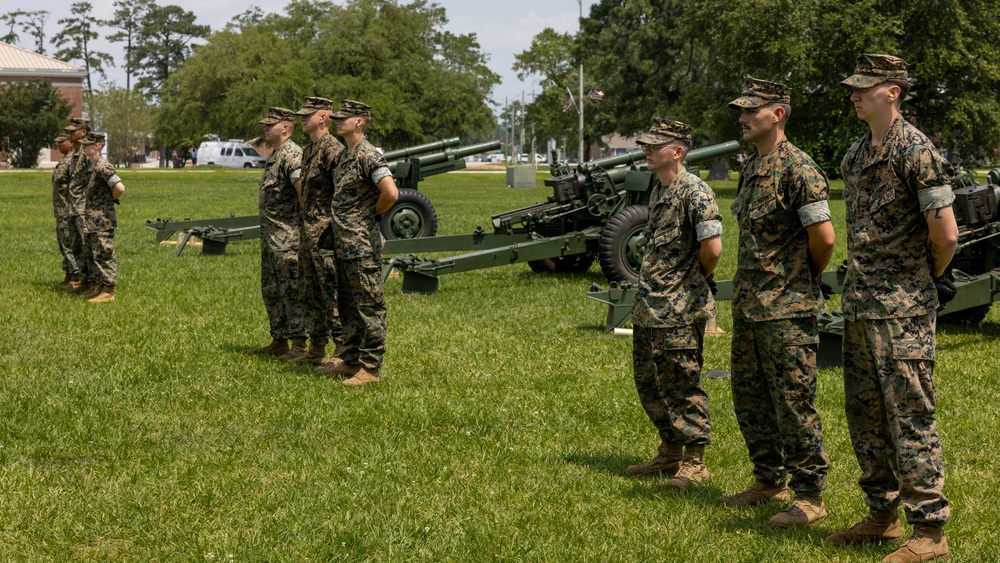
[578,0,585,163]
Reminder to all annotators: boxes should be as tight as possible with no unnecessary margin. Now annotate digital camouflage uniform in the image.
[631,119,723,448]
[330,102,393,371]
[840,56,954,527]
[52,144,80,277]
[79,151,122,288]
[298,120,345,350]
[258,108,305,341]
[66,146,92,281]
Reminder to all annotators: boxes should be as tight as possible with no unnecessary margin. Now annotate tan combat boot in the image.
[69,281,92,295]
[290,342,326,365]
[249,339,289,357]
[88,285,116,303]
[315,358,361,377]
[63,274,83,293]
[280,339,308,361]
[81,283,103,299]
[666,445,709,489]
[827,509,904,546]
[343,367,380,386]
[769,492,827,528]
[882,524,949,563]
[627,442,683,476]
[57,272,74,289]
[721,479,791,507]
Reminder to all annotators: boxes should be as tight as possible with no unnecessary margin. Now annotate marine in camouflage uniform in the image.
[252,107,306,356]
[78,132,125,303]
[829,55,957,563]
[292,97,345,365]
[630,118,722,489]
[64,118,93,295]
[721,78,834,527]
[325,100,398,386]
[52,130,80,289]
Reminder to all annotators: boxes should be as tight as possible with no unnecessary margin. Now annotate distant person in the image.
[719,77,834,528]
[77,132,125,303]
[52,129,80,291]
[191,147,197,166]
[289,97,346,368]
[323,100,398,386]
[249,107,306,358]
[628,118,722,489]
[827,54,957,563]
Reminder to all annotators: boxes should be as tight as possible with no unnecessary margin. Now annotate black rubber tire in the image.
[528,259,557,273]
[941,304,992,325]
[243,163,252,168]
[527,253,594,274]
[380,188,438,240]
[599,204,648,284]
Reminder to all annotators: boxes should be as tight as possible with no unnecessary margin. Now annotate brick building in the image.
[0,41,86,166]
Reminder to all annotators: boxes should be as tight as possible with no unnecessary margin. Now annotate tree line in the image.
[516,0,1000,175]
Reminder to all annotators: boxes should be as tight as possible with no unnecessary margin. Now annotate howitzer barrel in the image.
[413,140,503,166]
[686,140,740,164]
[382,137,461,161]
[578,149,646,173]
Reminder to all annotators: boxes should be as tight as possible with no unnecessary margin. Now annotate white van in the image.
[197,138,266,168]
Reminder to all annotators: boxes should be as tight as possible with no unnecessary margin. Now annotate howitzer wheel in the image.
[599,204,648,284]
[528,253,595,274]
[941,304,992,324]
[380,188,438,240]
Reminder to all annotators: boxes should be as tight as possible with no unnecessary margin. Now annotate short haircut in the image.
[885,78,911,104]
[775,102,791,121]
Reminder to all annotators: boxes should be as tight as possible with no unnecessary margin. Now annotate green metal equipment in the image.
[145,138,502,255]
[382,140,741,294]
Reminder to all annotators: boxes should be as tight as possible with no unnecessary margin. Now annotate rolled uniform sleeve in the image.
[906,145,954,211]
[371,166,392,184]
[798,200,831,226]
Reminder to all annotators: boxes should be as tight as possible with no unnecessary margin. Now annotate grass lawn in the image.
[1,167,998,561]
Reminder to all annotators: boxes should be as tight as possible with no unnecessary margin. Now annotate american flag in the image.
[588,89,605,101]
[563,88,577,113]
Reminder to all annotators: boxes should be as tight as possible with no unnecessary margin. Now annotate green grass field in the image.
[1,167,998,561]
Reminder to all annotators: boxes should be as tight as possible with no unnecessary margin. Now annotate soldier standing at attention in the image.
[249,107,306,358]
[827,54,957,563]
[77,133,125,303]
[52,129,80,290]
[628,118,722,489]
[288,97,345,368]
[719,77,834,527]
[64,118,93,296]
[322,100,398,386]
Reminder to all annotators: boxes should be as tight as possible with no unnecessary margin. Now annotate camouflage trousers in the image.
[299,243,343,348]
[843,313,950,526]
[335,253,386,370]
[632,322,711,446]
[260,241,305,341]
[55,215,81,275]
[81,230,117,287]
[731,316,829,493]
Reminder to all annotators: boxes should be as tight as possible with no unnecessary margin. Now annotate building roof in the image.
[0,42,87,78]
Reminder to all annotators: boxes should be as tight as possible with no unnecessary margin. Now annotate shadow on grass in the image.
[712,505,837,543]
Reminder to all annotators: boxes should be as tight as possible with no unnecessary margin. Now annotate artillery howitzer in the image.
[381,140,741,293]
[145,138,501,255]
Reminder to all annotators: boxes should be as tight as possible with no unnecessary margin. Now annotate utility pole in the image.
[577,0,585,163]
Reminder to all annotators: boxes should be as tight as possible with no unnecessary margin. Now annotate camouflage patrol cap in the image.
[332,99,372,119]
[79,132,106,145]
[635,117,692,145]
[728,76,790,109]
[65,117,90,132]
[53,132,70,143]
[841,54,908,88]
[294,96,334,116]
[258,107,297,125]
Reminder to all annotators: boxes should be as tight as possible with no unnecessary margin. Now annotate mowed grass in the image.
[1,166,998,561]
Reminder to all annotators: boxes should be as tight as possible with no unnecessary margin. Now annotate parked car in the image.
[197,139,266,168]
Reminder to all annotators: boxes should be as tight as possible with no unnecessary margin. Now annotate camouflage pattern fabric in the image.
[632,323,711,446]
[731,139,829,321]
[52,152,74,217]
[261,244,305,340]
[335,255,386,370]
[843,314,949,525]
[81,231,117,287]
[840,116,955,321]
[731,316,829,493]
[73,215,89,282]
[259,138,304,340]
[631,169,722,328]
[330,138,390,259]
[65,149,90,216]
[299,132,345,344]
[52,152,80,275]
[81,157,120,234]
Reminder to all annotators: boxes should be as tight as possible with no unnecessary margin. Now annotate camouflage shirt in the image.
[632,168,723,328]
[258,138,303,252]
[65,149,90,216]
[81,157,122,233]
[331,137,392,259]
[841,116,955,320]
[52,152,74,217]
[731,139,831,321]
[299,132,344,249]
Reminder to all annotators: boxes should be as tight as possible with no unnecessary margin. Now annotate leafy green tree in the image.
[21,10,49,54]
[0,80,73,168]
[133,4,210,97]
[104,0,154,91]
[86,85,153,166]
[512,28,581,149]
[52,3,113,94]
[1,10,24,44]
